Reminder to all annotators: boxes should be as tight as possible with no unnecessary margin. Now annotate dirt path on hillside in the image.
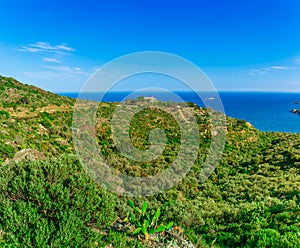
[178,108,189,123]
[0,105,73,118]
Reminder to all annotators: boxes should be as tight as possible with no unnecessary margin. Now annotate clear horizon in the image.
[55,90,300,94]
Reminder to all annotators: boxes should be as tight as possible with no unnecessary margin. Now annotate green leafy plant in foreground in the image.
[126,200,173,241]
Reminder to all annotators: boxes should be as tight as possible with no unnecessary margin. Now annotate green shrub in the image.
[0,143,16,159]
[0,154,117,247]
[0,110,10,119]
[247,229,281,247]
[282,232,300,247]
[39,112,54,129]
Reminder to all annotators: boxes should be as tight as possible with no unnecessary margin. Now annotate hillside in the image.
[0,75,300,247]
[0,75,74,110]
[0,76,75,163]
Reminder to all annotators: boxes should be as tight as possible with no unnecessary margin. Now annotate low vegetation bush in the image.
[0,155,117,247]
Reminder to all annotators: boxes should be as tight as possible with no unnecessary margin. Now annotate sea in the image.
[58,92,300,134]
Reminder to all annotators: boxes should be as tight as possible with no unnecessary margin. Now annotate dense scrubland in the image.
[0,75,300,247]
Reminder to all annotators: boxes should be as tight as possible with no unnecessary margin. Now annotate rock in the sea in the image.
[290,109,300,114]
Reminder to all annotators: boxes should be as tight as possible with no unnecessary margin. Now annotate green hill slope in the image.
[0,75,299,247]
[0,75,74,109]
[0,76,75,163]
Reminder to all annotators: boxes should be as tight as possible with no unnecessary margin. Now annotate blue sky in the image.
[1,0,300,92]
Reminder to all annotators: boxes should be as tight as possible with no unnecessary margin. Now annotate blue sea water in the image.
[58,91,300,134]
